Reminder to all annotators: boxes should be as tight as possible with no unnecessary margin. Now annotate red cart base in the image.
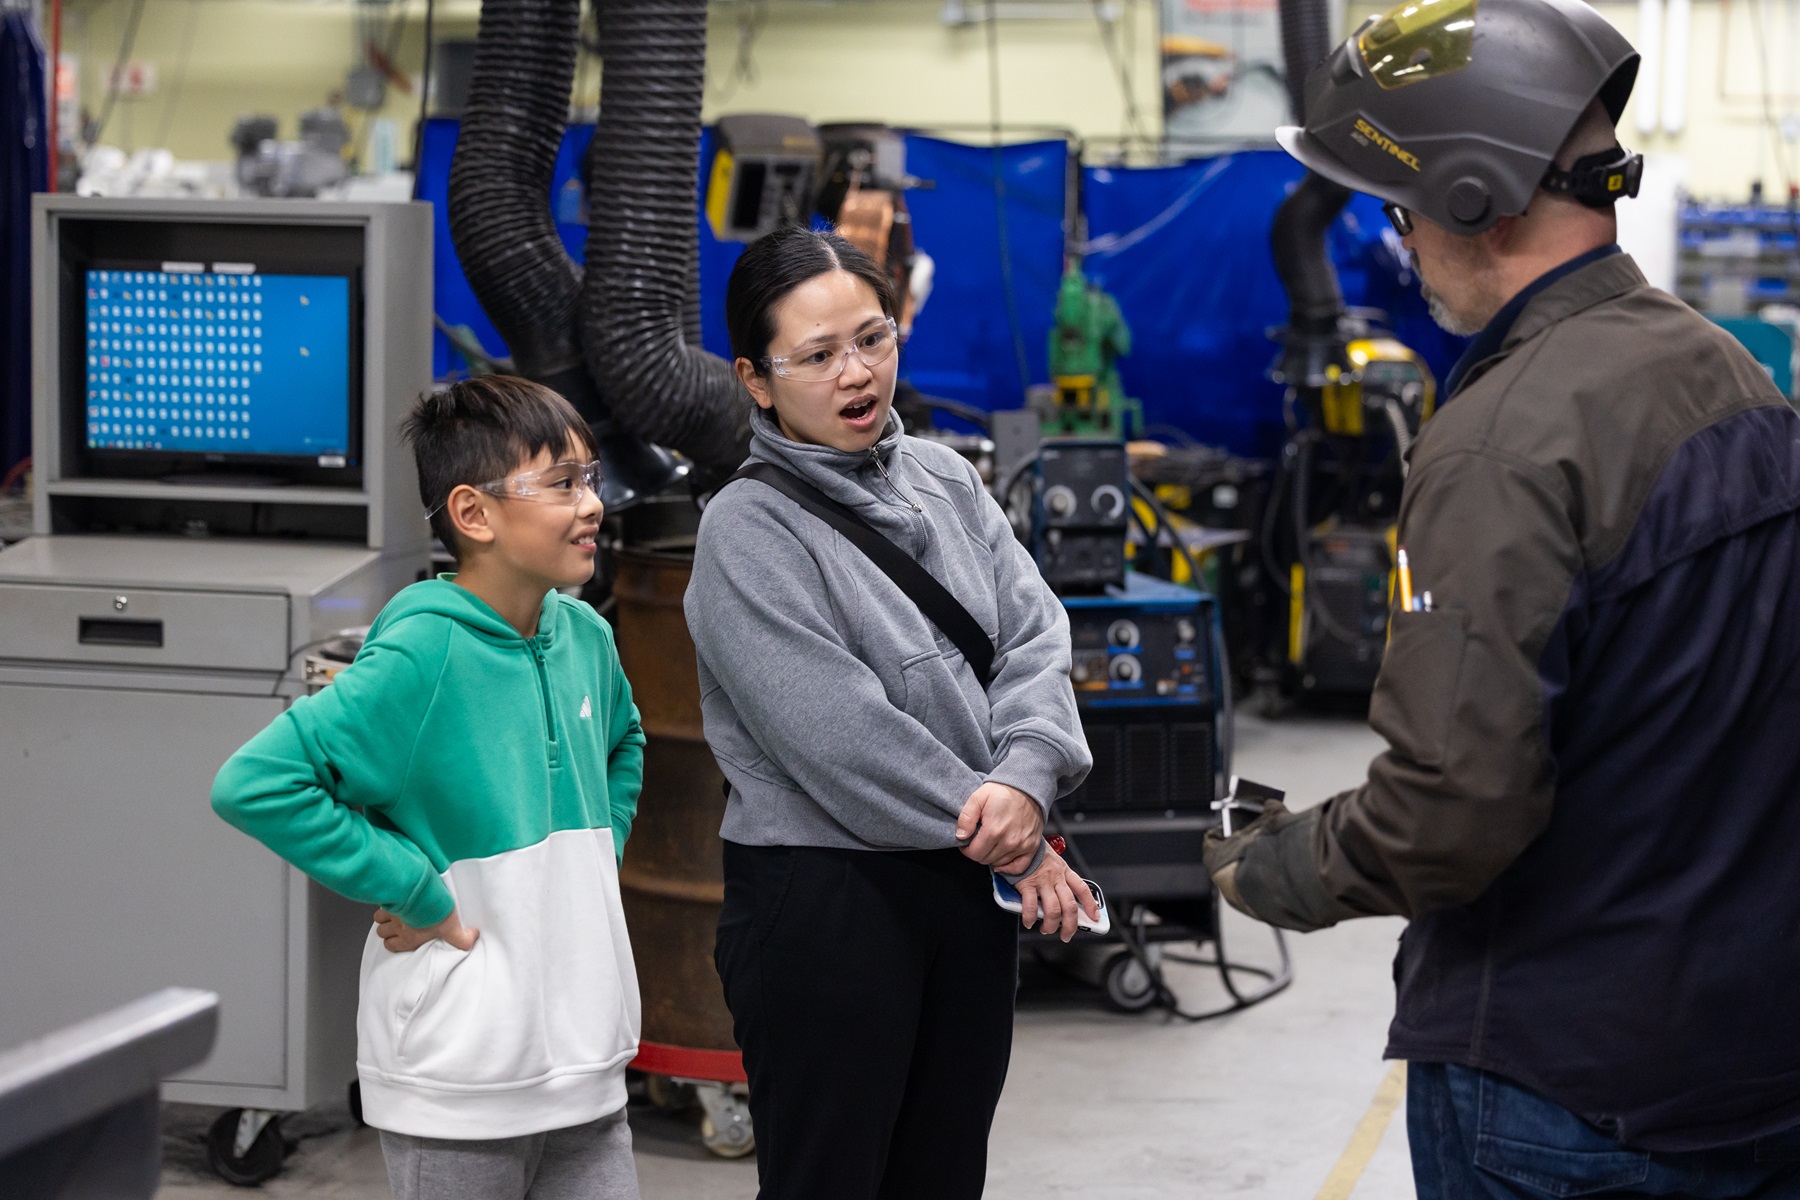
[631,1040,748,1085]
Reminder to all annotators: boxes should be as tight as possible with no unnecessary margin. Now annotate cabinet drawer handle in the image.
[79,617,165,648]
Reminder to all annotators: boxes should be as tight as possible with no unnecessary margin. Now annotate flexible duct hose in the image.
[1276,0,1336,124]
[581,0,751,470]
[1270,170,1351,337]
[445,0,598,410]
[1270,0,1352,385]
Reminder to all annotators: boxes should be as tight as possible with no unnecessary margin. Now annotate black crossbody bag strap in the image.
[727,460,997,685]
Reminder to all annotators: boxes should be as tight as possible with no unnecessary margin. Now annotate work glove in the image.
[1202,798,1300,919]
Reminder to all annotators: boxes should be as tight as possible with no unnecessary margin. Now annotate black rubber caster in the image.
[349,1079,365,1127]
[205,1108,287,1186]
[1101,949,1160,1013]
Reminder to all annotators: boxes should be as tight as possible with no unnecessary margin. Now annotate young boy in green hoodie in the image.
[212,376,646,1199]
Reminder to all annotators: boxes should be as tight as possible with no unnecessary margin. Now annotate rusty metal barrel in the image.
[611,542,739,1058]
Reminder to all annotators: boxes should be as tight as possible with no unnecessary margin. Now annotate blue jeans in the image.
[1408,1063,1800,1199]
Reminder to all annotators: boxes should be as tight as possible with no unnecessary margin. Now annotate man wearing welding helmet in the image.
[1204,0,1800,1194]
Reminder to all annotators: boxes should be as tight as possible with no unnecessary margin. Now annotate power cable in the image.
[410,0,437,199]
[985,0,1034,401]
[1091,0,1147,146]
[1754,0,1798,199]
[711,0,768,104]
[149,0,202,151]
[352,0,413,172]
[87,0,149,148]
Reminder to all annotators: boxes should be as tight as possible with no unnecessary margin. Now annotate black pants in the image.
[714,842,1019,1200]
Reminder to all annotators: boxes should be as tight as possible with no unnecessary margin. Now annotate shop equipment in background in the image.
[1031,438,1130,592]
[1278,337,1434,694]
[704,114,821,243]
[1265,175,1436,697]
[1041,264,1141,439]
[0,195,431,1186]
[612,521,754,1161]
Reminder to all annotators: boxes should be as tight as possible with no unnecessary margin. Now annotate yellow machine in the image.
[1318,337,1435,439]
[1283,339,1436,692]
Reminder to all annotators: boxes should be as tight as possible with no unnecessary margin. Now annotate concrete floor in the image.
[156,712,1416,1199]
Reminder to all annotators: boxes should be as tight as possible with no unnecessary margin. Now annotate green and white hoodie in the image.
[212,578,646,1139]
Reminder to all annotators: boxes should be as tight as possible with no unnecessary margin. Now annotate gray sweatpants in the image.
[380,1108,640,1200]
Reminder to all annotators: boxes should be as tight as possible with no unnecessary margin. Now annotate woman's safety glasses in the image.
[763,317,900,382]
[426,460,604,518]
[1383,202,1414,237]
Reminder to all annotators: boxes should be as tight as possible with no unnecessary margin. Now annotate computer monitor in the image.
[83,265,355,465]
[56,218,365,488]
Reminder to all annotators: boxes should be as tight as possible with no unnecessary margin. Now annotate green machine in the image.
[1044,265,1142,439]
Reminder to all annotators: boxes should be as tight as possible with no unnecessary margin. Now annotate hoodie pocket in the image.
[700,681,779,780]
[899,648,944,727]
[361,829,641,1089]
[393,939,472,1061]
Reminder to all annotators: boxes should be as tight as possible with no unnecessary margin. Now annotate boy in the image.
[212,375,646,1198]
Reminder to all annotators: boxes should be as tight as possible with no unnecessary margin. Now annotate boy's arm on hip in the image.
[210,632,455,926]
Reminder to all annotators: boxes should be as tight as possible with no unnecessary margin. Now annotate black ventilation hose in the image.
[1276,0,1337,125]
[445,0,599,413]
[1271,169,1352,336]
[1271,0,1353,386]
[581,0,751,470]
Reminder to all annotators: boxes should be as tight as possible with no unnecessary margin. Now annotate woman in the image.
[685,223,1097,1200]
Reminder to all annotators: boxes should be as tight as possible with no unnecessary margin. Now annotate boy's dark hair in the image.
[400,376,591,555]
[725,224,897,374]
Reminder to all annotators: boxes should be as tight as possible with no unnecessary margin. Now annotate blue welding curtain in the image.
[900,138,1069,413]
[418,123,1460,459]
[419,118,745,378]
[0,10,47,477]
[1081,150,1467,457]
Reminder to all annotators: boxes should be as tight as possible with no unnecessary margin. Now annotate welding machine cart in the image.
[1042,573,1291,1019]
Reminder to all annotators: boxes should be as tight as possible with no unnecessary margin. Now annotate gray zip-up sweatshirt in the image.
[685,408,1092,864]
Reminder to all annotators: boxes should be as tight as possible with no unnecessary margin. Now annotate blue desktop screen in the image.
[83,269,354,463]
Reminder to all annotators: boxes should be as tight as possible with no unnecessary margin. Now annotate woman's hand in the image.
[956,782,1046,871]
[373,907,479,954]
[1016,850,1101,943]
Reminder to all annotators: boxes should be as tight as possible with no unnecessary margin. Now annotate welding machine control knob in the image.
[1109,654,1143,683]
[1090,485,1125,521]
[1045,485,1077,517]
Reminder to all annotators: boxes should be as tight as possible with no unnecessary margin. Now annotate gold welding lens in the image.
[1358,0,1478,90]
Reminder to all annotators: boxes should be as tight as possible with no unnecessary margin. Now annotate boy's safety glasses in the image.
[426,460,605,518]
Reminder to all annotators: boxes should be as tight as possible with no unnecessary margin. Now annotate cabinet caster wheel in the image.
[349,1079,365,1127]
[694,1081,755,1158]
[1102,949,1160,1013]
[205,1108,287,1186]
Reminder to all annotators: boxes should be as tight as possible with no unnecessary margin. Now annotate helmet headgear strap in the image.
[1540,145,1645,209]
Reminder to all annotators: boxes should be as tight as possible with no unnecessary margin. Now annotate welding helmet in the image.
[1276,0,1640,234]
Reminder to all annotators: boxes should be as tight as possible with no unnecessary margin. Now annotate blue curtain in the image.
[1081,150,1466,458]
[417,124,1462,459]
[418,118,744,378]
[1,10,47,476]
[899,138,1069,413]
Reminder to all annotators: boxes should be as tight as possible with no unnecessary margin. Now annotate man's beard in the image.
[1424,283,1484,337]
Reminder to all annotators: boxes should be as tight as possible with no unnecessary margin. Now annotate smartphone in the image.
[992,873,1111,935]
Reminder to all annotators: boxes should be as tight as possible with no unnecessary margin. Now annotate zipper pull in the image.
[871,450,922,512]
